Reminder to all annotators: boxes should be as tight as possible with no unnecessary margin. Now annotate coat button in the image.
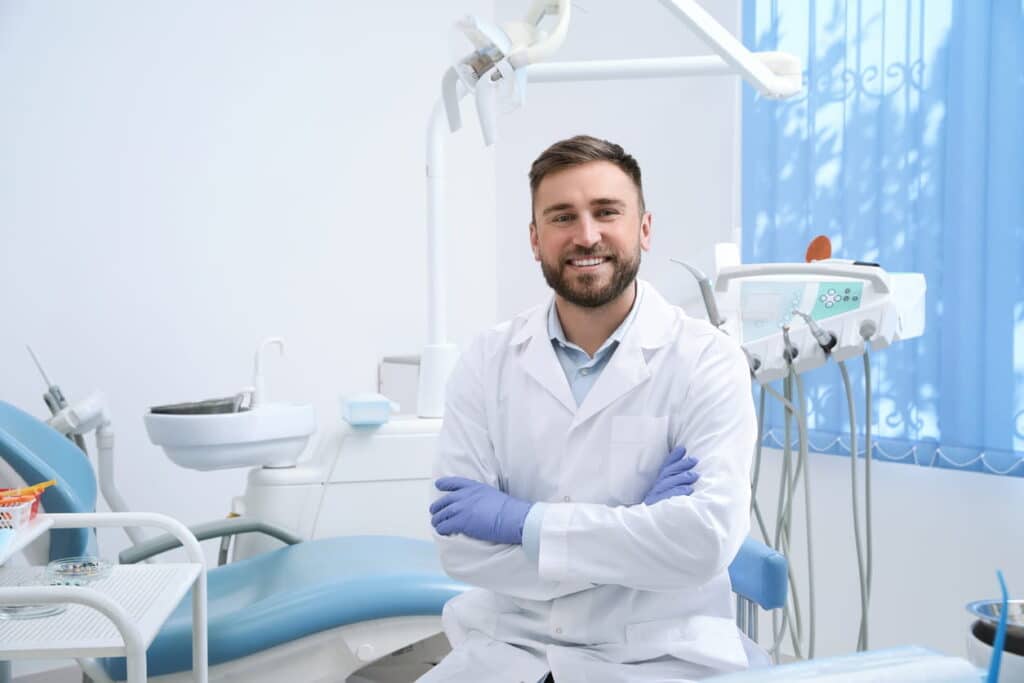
[555,627,563,634]
[563,495,571,502]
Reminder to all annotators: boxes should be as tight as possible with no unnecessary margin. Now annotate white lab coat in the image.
[420,281,763,683]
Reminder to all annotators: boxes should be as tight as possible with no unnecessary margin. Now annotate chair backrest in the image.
[728,536,788,610]
[0,400,96,560]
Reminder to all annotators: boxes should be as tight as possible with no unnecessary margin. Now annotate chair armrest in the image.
[48,512,205,567]
[728,537,788,610]
[118,517,302,564]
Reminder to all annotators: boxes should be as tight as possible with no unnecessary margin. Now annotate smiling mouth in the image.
[566,256,612,269]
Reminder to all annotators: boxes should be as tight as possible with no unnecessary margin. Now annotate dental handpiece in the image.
[793,311,837,353]
[781,326,799,364]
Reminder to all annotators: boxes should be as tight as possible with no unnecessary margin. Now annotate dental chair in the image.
[0,400,464,682]
[1,399,788,681]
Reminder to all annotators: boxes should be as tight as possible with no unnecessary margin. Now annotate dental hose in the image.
[752,386,788,661]
[839,361,869,652]
[781,375,804,657]
[859,351,873,650]
[794,370,816,658]
[757,379,815,660]
[778,381,803,658]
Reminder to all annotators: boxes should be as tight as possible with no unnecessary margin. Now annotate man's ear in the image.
[639,212,653,252]
[529,222,541,261]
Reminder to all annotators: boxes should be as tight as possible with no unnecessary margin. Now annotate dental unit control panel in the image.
[713,261,926,382]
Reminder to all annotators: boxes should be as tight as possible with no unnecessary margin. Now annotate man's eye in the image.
[597,208,620,218]
[552,214,574,223]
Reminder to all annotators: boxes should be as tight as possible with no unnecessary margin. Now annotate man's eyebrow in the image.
[541,202,575,216]
[541,198,626,216]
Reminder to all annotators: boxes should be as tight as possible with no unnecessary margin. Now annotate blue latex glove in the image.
[430,476,533,545]
[644,446,700,505]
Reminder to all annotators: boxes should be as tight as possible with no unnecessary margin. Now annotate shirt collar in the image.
[547,283,642,358]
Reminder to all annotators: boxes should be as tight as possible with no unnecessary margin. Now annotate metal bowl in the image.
[967,598,1024,637]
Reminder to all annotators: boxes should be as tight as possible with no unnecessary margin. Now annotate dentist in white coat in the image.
[420,136,762,683]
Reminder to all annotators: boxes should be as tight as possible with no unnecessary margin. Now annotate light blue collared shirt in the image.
[546,297,640,407]
[521,286,642,562]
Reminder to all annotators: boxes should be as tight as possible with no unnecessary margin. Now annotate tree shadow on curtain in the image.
[742,0,1024,477]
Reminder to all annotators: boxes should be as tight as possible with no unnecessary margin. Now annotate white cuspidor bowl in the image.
[144,403,316,471]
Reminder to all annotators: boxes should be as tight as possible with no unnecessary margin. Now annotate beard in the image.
[540,242,641,308]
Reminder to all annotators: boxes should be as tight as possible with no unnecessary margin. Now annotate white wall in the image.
[0,1,495,556]
[494,0,742,320]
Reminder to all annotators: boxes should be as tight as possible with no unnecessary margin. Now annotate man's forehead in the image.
[534,160,638,206]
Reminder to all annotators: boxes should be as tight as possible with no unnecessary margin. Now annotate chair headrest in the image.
[0,400,96,558]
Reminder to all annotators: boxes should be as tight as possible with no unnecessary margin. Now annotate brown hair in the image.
[528,135,645,219]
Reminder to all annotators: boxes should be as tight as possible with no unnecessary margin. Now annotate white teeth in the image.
[570,257,606,267]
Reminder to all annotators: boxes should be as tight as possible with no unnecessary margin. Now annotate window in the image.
[742,0,1024,477]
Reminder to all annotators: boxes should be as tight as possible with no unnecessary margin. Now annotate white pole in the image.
[418,93,465,418]
[426,98,447,347]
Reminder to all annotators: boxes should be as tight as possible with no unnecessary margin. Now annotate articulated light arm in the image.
[657,0,802,98]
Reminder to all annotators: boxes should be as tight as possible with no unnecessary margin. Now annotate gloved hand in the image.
[644,446,700,505]
[430,476,533,545]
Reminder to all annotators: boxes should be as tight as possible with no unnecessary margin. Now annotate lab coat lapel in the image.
[513,303,577,415]
[570,281,677,430]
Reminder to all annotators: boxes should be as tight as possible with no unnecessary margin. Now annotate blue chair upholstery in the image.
[0,401,96,559]
[99,535,464,680]
[728,537,788,610]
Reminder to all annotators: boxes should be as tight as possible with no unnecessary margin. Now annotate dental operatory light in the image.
[443,0,571,145]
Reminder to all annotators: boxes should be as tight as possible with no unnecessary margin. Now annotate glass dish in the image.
[0,603,66,620]
[0,576,67,620]
[45,556,113,586]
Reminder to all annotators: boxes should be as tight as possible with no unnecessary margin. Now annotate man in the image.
[420,136,760,682]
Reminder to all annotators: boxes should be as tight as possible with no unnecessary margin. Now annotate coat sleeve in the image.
[431,338,594,601]
[535,334,756,591]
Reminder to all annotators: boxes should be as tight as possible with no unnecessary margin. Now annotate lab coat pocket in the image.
[607,415,669,502]
[625,615,749,673]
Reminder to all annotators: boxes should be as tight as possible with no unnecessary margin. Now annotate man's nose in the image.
[572,215,602,249]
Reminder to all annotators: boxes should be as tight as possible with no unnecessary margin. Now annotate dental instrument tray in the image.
[150,394,251,415]
[45,556,113,586]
